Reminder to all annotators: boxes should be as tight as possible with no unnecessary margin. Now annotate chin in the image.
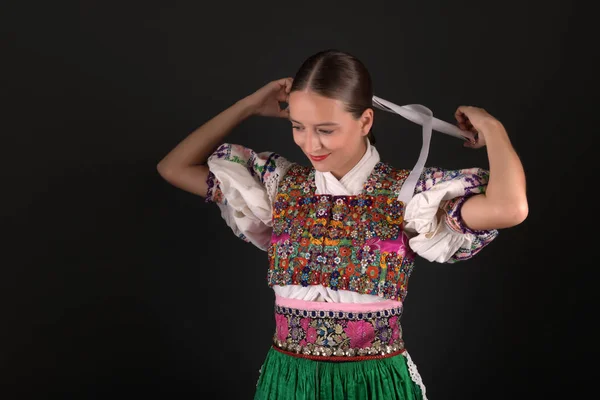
[308,159,330,169]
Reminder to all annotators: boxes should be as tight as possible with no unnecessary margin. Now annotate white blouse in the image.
[205,139,498,303]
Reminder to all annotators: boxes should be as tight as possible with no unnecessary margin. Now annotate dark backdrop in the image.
[2,0,594,399]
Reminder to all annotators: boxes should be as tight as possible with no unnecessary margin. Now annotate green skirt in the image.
[254,347,425,400]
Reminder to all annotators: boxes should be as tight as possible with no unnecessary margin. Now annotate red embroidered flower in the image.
[296,257,307,267]
[344,321,375,348]
[366,266,379,279]
[389,316,400,343]
[275,314,289,342]
[306,327,317,343]
[345,263,356,277]
[300,318,310,331]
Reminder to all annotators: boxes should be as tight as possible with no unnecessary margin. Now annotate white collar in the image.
[314,138,381,196]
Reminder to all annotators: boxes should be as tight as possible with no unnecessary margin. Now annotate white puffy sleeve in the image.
[204,143,293,251]
[404,167,499,263]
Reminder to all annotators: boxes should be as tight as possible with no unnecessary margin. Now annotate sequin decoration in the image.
[273,304,405,359]
[267,162,417,302]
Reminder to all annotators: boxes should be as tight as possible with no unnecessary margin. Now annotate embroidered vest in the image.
[267,161,417,302]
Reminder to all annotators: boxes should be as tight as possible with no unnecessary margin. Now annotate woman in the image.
[157,49,528,399]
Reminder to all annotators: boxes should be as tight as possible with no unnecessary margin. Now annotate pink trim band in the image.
[275,294,402,312]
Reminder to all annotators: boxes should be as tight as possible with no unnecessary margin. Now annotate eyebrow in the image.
[289,118,340,127]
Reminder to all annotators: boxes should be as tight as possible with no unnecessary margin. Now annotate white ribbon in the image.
[371,95,474,204]
[372,96,475,141]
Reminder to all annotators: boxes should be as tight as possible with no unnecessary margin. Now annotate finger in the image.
[279,105,290,118]
[455,105,475,123]
[461,131,477,144]
[274,78,293,100]
[277,77,293,91]
[285,77,293,93]
[455,106,467,123]
[457,119,470,131]
[465,136,480,148]
[276,89,289,102]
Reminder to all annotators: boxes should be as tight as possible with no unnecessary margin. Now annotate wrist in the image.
[479,119,506,138]
[236,96,259,118]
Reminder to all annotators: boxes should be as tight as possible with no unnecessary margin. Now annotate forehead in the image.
[288,91,349,123]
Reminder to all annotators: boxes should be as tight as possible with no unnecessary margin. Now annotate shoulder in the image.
[207,143,303,205]
[208,142,295,181]
[414,166,491,195]
[208,142,285,167]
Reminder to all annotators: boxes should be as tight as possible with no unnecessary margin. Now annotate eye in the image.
[292,125,303,131]
[318,129,333,135]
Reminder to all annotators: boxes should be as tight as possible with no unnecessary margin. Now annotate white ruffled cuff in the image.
[206,159,273,251]
[404,180,495,263]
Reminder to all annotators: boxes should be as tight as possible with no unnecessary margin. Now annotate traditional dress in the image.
[204,138,498,399]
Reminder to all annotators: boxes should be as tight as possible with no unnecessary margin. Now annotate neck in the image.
[330,139,369,180]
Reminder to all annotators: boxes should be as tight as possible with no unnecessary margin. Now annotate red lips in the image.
[309,153,330,161]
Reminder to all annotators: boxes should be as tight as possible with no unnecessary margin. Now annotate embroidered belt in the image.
[272,296,405,361]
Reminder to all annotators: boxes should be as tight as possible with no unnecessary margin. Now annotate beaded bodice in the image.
[267,162,417,302]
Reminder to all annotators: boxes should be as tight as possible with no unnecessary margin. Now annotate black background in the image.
[2,0,595,399]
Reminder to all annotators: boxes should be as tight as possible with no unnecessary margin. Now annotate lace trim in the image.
[256,365,262,388]
[264,156,293,205]
[204,170,218,203]
[442,195,493,236]
[403,350,428,400]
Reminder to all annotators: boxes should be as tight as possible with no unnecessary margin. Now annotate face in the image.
[288,90,373,179]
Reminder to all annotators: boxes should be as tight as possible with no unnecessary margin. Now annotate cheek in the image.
[321,133,348,151]
[292,131,303,147]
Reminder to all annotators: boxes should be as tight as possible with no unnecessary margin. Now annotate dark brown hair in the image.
[290,49,376,144]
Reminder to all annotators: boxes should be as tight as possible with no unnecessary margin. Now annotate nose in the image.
[306,130,322,153]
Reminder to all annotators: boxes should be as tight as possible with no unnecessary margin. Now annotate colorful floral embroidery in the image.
[442,194,498,262]
[205,171,224,204]
[205,144,499,269]
[205,143,291,205]
[416,166,499,263]
[416,166,491,196]
[268,162,417,302]
[273,305,405,358]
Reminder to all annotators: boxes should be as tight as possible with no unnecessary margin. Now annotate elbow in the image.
[156,160,168,177]
[482,198,528,229]
[156,161,179,183]
[515,200,529,224]
[506,199,529,227]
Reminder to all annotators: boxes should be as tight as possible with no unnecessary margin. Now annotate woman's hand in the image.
[453,104,528,230]
[243,77,293,118]
[455,105,503,148]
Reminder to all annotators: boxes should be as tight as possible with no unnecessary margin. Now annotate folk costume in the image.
[204,98,498,399]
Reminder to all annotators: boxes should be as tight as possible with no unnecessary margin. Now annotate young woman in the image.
[157,49,528,399]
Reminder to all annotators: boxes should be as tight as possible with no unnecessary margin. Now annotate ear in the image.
[359,108,374,136]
